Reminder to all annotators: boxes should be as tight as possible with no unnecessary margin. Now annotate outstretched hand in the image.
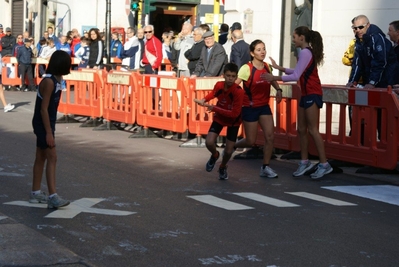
[269,57,279,69]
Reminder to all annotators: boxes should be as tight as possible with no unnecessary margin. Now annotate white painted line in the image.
[4,198,137,219]
[233,192,300,207]
[286,192,357,206]
[0,172,25,177]
[322,185,399,206]
[0,216,8,221]
[187,195,254,210]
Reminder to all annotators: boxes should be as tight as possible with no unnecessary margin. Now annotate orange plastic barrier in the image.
[135,73,188,134]
[254,84,399,170]
[187,77,226,137]
[103,70,138,124]
[1,56,21,86]
[58,70,104,119]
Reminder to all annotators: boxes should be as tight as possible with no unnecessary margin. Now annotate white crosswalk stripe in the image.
[322,185,399,206]
[233,192,300,207]
[188,191,359,210]
[187,195,254,210]
[285,192,357,206]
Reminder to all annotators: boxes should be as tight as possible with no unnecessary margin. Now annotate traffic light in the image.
[143,0,156,14]
[130,0,140,11]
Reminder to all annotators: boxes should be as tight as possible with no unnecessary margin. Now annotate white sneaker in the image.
[29,191,48,203]
[310,163,333,179]
[47,194,70,209]
[293,161,315,177]
[4,103,15,112]
[259,166,278,178]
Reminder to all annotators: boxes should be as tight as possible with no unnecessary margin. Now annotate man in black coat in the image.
[1,27,16,57]
[184,27,205,75]
[230,29,250,69]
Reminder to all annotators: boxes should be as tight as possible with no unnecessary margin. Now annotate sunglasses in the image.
[144,31,152,34]
[351,23,368,30]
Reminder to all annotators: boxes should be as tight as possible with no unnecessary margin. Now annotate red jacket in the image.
[142,36,163,69]
[204,81,244,126]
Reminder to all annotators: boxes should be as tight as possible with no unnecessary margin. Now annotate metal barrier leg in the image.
[129,127,159,138]
[56,115,81,123]
[93,121,119,131]
[80,117,103,127]
[179,135,206,148]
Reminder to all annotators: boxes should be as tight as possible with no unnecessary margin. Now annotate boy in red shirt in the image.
[196,63,244,180]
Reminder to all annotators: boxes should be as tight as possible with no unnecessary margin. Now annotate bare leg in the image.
[45,147,58,195]
[297,107,309,160]
[32,147,46,191]
[205,132,218,156]
[0,84,7,107]
[258,115,275,165]
[305,103,327,163]
[220,139,236,166]
[234,121,258,148]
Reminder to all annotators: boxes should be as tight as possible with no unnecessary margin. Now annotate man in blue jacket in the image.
[16,38,35,91]
[347,15,399,88]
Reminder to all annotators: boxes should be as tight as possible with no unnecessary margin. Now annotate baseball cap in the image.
[202,30,214,39]
[5,27,11,32]
[230,22,242,31]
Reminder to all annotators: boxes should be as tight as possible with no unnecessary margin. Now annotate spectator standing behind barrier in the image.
[87,28,104,69]
[196,63,244,180]
[266,26,332,179]
[218,23,229,45]
[70,28,80,57]
[387,20,399,63]
[0,24,5,53]
[161,32,172,60]
[12,34,24,57]
[141,25,162,74]
[75,37,90,68]
[224,22,241,62]
[121,27,140,71]
[346,15,399,141]
[38,39,56,76]
[174,22,194,77]
[17,38,35,92]
[191,31,228,77]
[56,35,71,55]
[230,29,251,69]
[1,27,16,57]
[47,27,58,45]
[30,50,71,209]
[347,15,399,88]
[233,39,282,178]
[184,27,205,75]
[110,32,122,59]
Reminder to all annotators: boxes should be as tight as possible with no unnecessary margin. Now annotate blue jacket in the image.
[16,45,33,65]
[110,39,123,58]
[349,24,399,87]
[56,42,71,55]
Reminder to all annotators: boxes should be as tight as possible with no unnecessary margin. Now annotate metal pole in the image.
[105,0,111,65]
[213,0,220,42]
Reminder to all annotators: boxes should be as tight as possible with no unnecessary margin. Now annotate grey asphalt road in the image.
[0,91,398,267]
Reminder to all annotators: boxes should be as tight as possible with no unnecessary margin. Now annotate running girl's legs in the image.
[258,115,274,165]
[305,103,327,163]
[234,120,258,148]
[297,106,309,160]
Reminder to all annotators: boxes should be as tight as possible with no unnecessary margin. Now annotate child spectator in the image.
[75,37,90,68]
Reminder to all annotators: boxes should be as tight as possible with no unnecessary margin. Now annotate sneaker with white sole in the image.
[29,191,48,203]
[259,166,278,178]
[218,166,228,180]
[47,194,70,209]
[293,161,315,177]
[310,163,333,179]
[4,103,15,112]
[206,151,220,172]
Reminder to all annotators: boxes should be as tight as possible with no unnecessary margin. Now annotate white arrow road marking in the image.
[322,185,399,206]
[286,192,357,206]
[187,195,254,210]
[0,216,8,221]
[4,198,136,219]
[233,192,300,207]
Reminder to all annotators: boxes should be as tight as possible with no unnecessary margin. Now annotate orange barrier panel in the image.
[58,70,104,119]
[103,70,138,124]
[1,56,21,86]
[254,84,399,170]
[135,73,188,134]
[187,77,226,137]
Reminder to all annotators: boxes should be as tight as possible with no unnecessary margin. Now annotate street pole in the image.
[105,0,111,66]
[213,0,220,42]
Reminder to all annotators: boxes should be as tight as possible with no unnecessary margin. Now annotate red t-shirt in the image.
[204,81,244,126]
[238,62,272,107]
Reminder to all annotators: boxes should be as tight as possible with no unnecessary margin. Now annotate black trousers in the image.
[18,64,35,88]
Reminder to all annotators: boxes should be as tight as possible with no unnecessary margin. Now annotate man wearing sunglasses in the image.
[347,15,399,89]
[141,25,162,74]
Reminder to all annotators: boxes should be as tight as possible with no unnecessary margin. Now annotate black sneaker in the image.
[206,151,220,172]
[218,166,228,180]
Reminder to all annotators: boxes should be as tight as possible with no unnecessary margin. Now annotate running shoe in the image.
[293,161,314,177]
[259,166,278,178]
[310,163,333,179]
[206,151,220,172]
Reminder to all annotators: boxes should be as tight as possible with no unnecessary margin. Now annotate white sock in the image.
[49,193,57,199]
[31,190,41,195]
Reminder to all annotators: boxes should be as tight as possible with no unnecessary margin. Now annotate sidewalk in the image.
[0,212,95,267]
